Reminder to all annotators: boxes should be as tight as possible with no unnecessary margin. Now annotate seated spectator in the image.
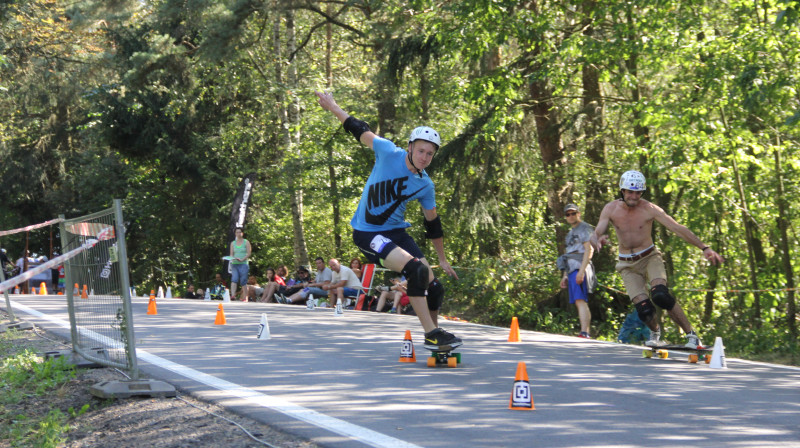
[237,275,262,302]
[278,266,311,299]
[285,257,332,304]
[208,273,226,300]
[325,258,362,307]
[376,277,408,313]
[258,268,286,303]
[349,257,363,280]
[183,284,202,299]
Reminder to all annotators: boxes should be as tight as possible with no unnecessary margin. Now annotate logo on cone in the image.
[509,361,535,410]
[215,304,227,325]
[508,316,521,342]
[709,336,727,369]
[399,330,417,363]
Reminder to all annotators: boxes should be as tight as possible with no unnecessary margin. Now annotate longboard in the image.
[424,347,462,368]
[643,344,712,364]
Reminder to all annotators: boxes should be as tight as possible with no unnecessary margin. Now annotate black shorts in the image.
[352,228,425,267]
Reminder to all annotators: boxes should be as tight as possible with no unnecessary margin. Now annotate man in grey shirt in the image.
[557,204,595,338]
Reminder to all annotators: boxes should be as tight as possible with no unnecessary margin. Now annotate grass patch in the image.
[1,334,90,447]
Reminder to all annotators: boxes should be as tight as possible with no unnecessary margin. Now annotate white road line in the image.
[8,300,423,448]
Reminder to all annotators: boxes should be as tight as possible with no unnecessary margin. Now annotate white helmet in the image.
[619,170,646,191]
[408,126,441,147]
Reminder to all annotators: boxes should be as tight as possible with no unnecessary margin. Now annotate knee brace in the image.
[402,258,430,297]
[426,278,444,311]
[650,284,676,311]
[635,298,657,324]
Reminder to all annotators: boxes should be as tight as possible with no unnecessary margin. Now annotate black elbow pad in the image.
[424,216,444,239]
[342,116,371,143]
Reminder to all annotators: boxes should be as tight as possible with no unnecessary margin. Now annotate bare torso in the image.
[606,199,659,254]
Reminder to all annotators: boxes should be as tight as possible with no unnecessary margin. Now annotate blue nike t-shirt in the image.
[350,136,436,232]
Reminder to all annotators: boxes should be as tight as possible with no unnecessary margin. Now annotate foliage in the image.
[1,0,798,363]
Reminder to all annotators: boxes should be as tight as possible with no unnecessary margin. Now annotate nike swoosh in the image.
[365,186,426,226]
[426,338,438,344]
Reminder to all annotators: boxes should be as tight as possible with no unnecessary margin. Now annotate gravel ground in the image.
[0,310,318,448]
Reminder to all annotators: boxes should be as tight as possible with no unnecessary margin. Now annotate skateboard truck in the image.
[426,349,461,368]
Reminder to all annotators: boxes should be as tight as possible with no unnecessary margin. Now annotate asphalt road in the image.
[6,294,800,448]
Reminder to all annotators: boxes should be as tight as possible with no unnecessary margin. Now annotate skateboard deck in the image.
[643,344,712,364]
[424,347,462,368]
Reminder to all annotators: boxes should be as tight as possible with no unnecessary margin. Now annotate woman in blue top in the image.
[315,90,462,351]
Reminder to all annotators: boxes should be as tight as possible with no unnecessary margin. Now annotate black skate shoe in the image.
[424,328,463,351]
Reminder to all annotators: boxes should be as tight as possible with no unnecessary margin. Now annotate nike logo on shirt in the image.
[364,176,425,225]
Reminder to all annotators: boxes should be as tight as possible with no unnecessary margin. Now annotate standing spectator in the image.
[557,203,595,338]
[229,227,251,299]
[285,257,332,304]
[325,258,363,307]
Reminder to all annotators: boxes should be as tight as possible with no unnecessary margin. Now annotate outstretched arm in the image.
[653,207,724,265]
[315,91,376,148]
[422,208,458,280]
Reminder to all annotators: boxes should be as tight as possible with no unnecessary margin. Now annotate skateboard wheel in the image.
[688,354,698,363]
[447,357,457,368]
[643,350,653,358]
[657,350,668,359]
[704,354,711,364]
[454,352,462,363]
[427,357,436,367]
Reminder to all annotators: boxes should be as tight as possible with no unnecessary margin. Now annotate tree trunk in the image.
[274,7,308,267]
[580,0,606,225]
[732,153,761,327]
[774,144,797,340]
[325,4,342,257]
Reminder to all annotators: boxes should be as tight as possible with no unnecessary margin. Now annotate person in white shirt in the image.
[324,258,362,307]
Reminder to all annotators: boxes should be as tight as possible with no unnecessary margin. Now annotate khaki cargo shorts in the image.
[615,249,667,301]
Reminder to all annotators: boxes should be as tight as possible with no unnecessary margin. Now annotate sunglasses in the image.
[565,211,578,217]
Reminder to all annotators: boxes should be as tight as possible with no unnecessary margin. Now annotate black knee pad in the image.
[635,298,657,324]
[402,258,429,297]
[426,278,444,311]
[650,284,676,311]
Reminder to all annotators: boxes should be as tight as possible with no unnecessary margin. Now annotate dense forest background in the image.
[1,0,798,363]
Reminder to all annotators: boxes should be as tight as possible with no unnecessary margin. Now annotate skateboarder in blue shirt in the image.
[315,90,462,351]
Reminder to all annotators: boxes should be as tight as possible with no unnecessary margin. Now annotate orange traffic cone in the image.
[215,304,227,325]
[509,362,535,410]
[31,287,36,295]
[39,282,48,295]
[398,330,417,363]
[508,316,521,342]
[81,285,88,299]
[147,293,158,315]
[13,286,20,294]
